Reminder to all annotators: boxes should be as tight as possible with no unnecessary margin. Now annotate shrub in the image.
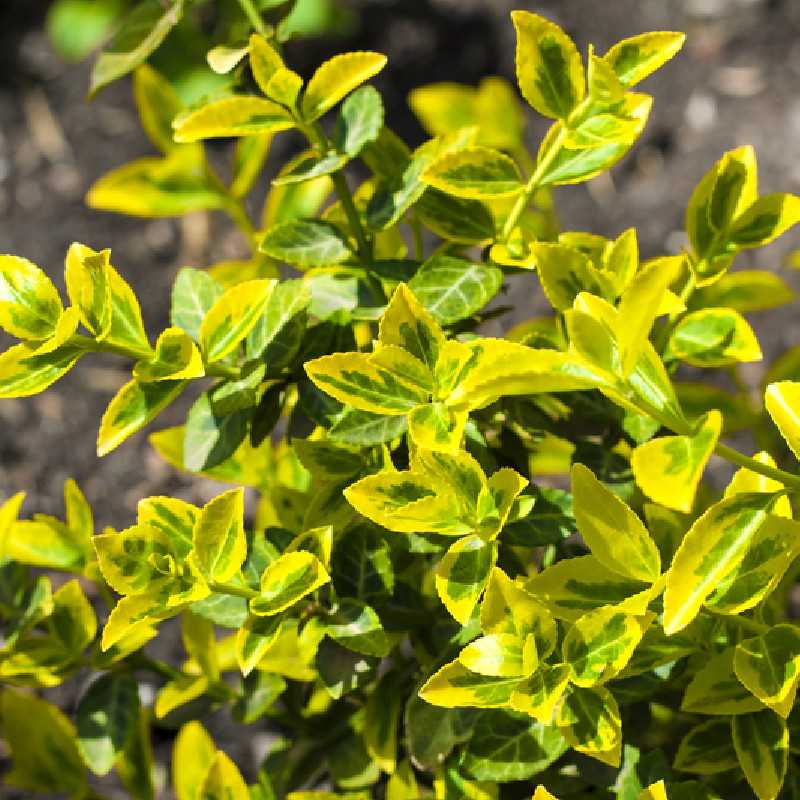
[2,3,800,799]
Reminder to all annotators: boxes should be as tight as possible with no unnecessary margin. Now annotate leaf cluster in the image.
[2,4,800,800]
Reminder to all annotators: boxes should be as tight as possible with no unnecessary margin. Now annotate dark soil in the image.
[0,1,799,792]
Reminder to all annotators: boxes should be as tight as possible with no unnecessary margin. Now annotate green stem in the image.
[705,607,769,636]
[631,367,800,492]
[224,197,258,247]
[205,166,258,252]
[678,272,697,305]
[69,335,239,381]
[331,171,386,303]
[126,652,182,681]
[294,115,386,303]
[207,362,241,380]
[713,442,800,492]
[331,171,373,266]
[69,334,152,361]
[411,213,424,261]
[501,125,567,242]
[209,580,259,600]
[654,268,696,351]
[236,0,269,36]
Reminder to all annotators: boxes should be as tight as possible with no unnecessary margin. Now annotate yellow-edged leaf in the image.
[173,721,216,800]
[562,605,650,687]
[419,660,521,708]
[133,326,203,381]
[422,146,524,200]
[734,625,800,718]
[65,242,112,337]
[669,307,762,367]
[556,685,621,767]
[663,491,778,634]
[305,350,431,415]
[617,255,684,375]
[0,255,63,340]
[511,11,584,119]
[173,96,294,142]
[102,593,168,651]
[133,64,184,154]
[571,463,660,582]
[638,781,668,800]
[190,488,246,583]
[631,410,722,513]
[732,710,788,800]
[32,306,81,356]
[0,341,83,399]
[198,751,250,800]
[236,613,282,676]
[604,31,686,87]
[1,690,87,796]
[250,551,330,616]
[511,664,571,724]
[481,567,558,656]
[97,379,185,456]
[379,282,446,371]
[526,554,654,623]
[682,646,766,715]
[199,278,276,363]
[459,632,536,677]
[765,381,800,459]
[94,524,176,596]
[674,718,739,774]
[301,51,387,121]
[435,534,496,624]
[249,33,285,95]
[0,491,25,561]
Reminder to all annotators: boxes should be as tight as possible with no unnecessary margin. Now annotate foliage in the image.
[2,3,800,799]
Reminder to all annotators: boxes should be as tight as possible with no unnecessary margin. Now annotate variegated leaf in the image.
[190,488,246,583]
[436,534,496,625]
[734,625,800,718]
[562,605,650,687]
[250,551,330,616]
[571,463,660,582]
[556,685,622,767]
[419,660,522,708]
[631,410,722,513]
[732,710,788,800]
[663,491,778,634]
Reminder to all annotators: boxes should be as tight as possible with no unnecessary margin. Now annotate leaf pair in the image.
[0,579,96,688]
[3,479,94,572]
[174,39,387,145]
[95,491,245,649]
[687,146,800,284]
[347,448,526,623]
[0,244,151,400]
[559,291,686,431]
[98,272,282,459]
[306,283,462,449]
[421,567,557,704]
[508,15,684,187]
[173,721,250,800]
[89,66,228,218]
[307,283,608,450]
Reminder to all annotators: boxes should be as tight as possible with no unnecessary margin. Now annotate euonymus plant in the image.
[2,3,800,799]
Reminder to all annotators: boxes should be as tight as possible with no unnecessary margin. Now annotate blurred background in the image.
[1,0,799,531]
